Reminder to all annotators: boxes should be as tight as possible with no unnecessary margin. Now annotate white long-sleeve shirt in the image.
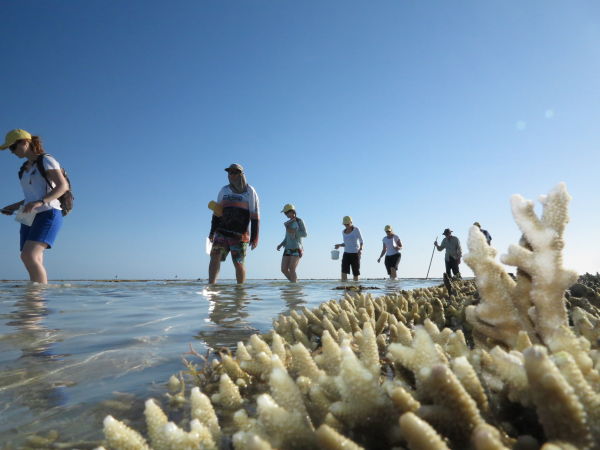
[342,227,363,253]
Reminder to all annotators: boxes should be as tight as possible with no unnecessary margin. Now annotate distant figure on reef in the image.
[1,129,69,284]
[334,216,363,281]
[434,228,462,279]
[377,225,402,279]
[276,203,307,283]
[473,221,492,245]
[208,163,260,284]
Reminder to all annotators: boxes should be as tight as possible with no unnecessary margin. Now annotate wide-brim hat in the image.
[0,129,32,150]
[443,228,452,235]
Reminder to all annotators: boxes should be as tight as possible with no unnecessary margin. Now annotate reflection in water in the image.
[196,284,257,350]
[0,278,443,446]
[279,283,307,313]
[0,285,68,413]
[195,282,310,351]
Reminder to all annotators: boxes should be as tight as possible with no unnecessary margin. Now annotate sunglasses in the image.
[228,170,242,175]
[9,143,18,152]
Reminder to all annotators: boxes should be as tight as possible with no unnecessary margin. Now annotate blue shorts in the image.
[20,209,63,251]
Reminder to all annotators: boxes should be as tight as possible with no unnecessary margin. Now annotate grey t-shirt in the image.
[438,235,462,261]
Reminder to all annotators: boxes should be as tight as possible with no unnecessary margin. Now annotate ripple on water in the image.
[0,278,442,446]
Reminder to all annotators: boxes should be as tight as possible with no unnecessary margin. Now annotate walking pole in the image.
[425,237,437,279]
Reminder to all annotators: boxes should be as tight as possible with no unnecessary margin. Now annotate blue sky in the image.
[1,0,599,280]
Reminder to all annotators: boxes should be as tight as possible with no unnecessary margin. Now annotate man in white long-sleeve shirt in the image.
[434,228,462,279]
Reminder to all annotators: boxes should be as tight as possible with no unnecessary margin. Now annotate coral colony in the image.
[92,183,599,449]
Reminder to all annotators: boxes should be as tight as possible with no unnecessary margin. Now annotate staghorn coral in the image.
[96,185,600,449]
[464,183,591,370]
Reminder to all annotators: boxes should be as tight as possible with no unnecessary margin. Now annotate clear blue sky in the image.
[1,1,599,280]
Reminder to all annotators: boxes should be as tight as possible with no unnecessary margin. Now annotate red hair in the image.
[29,135,45,155]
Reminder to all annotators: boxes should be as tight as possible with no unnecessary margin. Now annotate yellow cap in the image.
[0,129,32,150]
[281,203,295,213]
[342,215,352,225]
[384,225,392,232]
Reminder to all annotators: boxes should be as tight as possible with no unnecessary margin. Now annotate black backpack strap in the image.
[36,154,53,189]
[18,154,48,181]
[18,161,28,179]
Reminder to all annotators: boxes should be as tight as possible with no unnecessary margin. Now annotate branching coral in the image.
[96,184,600,450]
[464,184,591,369]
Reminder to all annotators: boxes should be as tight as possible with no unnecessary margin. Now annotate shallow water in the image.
[0,278,441,447]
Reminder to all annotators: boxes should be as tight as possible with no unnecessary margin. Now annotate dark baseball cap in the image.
[225,163,244,173]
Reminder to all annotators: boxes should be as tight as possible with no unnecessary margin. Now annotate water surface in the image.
[0,278,441,447]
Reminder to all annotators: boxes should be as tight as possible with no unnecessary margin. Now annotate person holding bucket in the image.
[276,203,307,282]
[334,216,363,281]
[0,129,69,284]
[377,225,402,279]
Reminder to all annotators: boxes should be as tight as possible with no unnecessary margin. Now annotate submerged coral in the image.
[96,184,599,449]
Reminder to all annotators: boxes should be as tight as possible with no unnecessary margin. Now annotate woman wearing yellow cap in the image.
[377,225,403,279]
[1,129,69,284]
[334,216,363,281]
[276,204,307,282]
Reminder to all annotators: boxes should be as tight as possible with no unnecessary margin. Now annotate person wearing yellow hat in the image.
[208,163,260,284]
[334,216,363,281]
[276,203,307,282]
[1,129,69,284]
[377,225,403,279]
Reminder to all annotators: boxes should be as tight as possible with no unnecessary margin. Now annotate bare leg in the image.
[281,256,292,281]
[21,241,48,284]
[390,267,397,279]
[353,275,359,281]
[341,272,348,281]
[233,261,246,284]
[287,256,300,282]
[208,253,221,284]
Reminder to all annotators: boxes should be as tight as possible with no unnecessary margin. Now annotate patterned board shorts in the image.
[211,233,248,264]
[283,248,303,257]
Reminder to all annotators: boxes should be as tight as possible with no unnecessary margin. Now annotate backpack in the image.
[18,154,74,216]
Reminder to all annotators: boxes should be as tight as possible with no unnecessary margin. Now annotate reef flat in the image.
[23,184,600,449]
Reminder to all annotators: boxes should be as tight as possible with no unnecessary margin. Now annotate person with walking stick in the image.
[434,228,462,279]
[425,236,437,280]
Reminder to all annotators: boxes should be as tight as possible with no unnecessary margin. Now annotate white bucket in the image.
[331,249,340,260]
